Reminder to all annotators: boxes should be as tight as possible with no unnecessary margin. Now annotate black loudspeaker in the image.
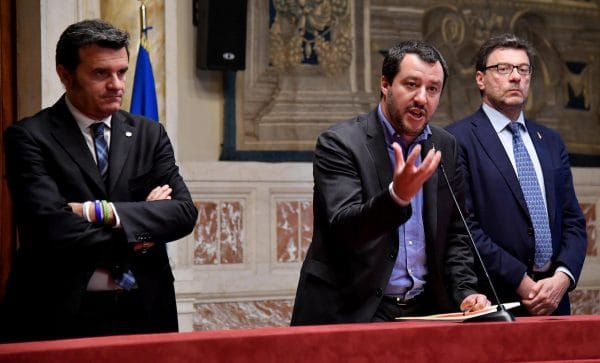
[195,0,248,71]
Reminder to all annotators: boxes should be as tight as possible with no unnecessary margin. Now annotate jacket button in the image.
[376,288,383,297]
[389,252,396,260]
[527,228,534,236]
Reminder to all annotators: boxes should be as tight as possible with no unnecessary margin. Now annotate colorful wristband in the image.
[83,201,92,222]
[101,200,111,225]
[94,200,102,224]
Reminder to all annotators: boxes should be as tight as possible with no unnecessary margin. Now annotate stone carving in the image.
[238,1,599,158]
[269,0,352,75]
[418,3,599,157]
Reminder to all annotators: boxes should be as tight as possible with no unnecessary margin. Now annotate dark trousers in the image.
[74,289,149,338]
[371,294,430,322]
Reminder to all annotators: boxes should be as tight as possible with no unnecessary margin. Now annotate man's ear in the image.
[380,75,390,97]
[56,65,72,89]
[475,71,485,92]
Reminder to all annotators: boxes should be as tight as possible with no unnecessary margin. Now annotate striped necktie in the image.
[91,123,109,181]
[91,122,137,290]
[509,122,552,268]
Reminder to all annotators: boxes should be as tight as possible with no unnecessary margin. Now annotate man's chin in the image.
[504,95,526,106]
[103,103,121,113]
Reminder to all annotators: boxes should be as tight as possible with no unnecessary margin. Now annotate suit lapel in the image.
[421,135,437,241]
[526,121,556,225]
[107,112,135,194]
[365,109,393,190]
[50,98,106,194]
[471,110,530,216]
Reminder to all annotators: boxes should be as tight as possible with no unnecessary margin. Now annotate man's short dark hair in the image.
[56,19,130,73]
[381,40,449,98]
[475,33,536,73]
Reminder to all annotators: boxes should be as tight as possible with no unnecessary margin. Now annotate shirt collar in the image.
[65,95,112,131]
[481,102,526,134]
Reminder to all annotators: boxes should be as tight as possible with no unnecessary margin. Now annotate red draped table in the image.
[1,315,600,362]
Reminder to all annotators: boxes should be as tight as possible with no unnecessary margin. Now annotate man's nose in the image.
[508,67,522,81]
[107,74,124,89]
[414,87,427,104]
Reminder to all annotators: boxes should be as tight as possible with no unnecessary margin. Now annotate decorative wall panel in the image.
[174,165,600,330]
[194,201,244,265]
[275,200,312,263]
[239,0,600,161]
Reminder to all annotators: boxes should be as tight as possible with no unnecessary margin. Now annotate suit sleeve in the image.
[112,123,198,243]
[4,123,120,253]
[314,127,412,248]
[442,140,480,304]
[552,135,587,287]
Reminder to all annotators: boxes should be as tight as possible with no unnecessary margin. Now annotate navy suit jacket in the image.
[1,96,198,341]
[291,108,479,325]
[446,107,587,315]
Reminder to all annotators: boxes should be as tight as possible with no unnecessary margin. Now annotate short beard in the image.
[386,91,426,141]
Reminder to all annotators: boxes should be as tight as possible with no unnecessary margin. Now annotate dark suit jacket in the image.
[1,96,198,341]
[290,109,479,325]
[446,107,587,315]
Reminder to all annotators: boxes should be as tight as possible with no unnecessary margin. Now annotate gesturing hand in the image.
[391,143,441,202]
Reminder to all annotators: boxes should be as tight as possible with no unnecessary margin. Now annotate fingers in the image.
[522,278,565,315]
[133,241,155,252]
[391,144,441,202]
[68,202,83,217]
[146,185,172,201]
[460,294,490,312]
[421,148,442,174]
[404,143,421,168]
[392,142,405,169]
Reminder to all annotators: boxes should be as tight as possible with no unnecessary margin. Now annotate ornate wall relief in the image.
[238,0,600,161]
[238,0,373,153]
[416,2,600,158]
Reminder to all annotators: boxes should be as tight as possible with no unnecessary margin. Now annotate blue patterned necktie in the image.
[91,123,109,181]
[91,122,137,290]
[509,122,552,268]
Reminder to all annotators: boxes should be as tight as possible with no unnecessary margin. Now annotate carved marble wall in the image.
[240,0,600,158]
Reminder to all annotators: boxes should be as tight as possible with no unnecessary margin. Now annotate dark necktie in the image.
[91,122,137,290]
[509,122,552,268]
[91,123,109,181]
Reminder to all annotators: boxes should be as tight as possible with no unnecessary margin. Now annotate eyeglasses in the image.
[485,63,532,75]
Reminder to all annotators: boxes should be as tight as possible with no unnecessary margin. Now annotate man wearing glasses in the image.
[446,33,587,316]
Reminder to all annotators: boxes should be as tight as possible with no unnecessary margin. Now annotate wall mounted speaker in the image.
[195,0,248,71]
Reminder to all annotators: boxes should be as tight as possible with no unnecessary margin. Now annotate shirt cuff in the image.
[555,266,575,289]
[109,202,121,228]
[388,182,409,206]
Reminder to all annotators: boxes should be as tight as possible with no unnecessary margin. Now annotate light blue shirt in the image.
[378,105,429,300]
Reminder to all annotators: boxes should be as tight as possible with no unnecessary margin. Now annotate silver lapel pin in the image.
[125,131,132,137]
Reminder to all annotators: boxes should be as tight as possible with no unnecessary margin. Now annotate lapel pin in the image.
[125,131,132,137]
[537,131,542,140]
